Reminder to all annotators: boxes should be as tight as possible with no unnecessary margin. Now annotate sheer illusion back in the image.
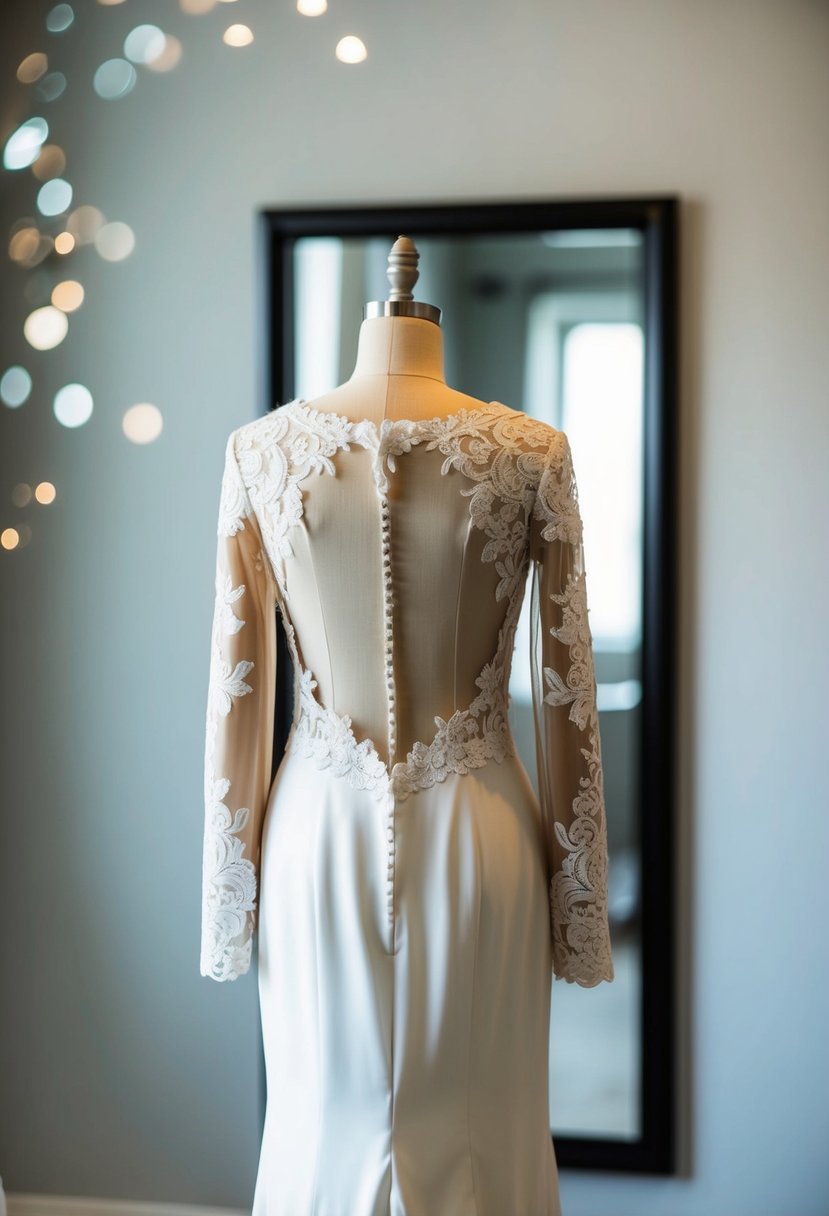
[202,395,614,986]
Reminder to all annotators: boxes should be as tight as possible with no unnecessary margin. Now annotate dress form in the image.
[301,236,489,424]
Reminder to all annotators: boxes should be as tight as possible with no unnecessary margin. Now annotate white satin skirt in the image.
[252,745,561,1216]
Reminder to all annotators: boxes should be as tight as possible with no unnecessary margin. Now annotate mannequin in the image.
[304,234,488,425]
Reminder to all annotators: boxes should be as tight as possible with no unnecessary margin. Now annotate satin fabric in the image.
[253,745,560,1216]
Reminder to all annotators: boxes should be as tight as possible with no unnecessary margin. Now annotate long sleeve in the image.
[200,430,278,982]
[529,430,614,987]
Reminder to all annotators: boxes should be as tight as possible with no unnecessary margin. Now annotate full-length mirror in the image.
[262,197,678,1174]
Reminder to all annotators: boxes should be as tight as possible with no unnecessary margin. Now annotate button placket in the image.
[377,465,397,934]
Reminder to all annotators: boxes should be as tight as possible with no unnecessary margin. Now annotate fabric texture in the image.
[201,398,614,1215]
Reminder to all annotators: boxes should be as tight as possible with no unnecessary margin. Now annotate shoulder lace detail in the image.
[230,408,376,590]
[531,427,583,546]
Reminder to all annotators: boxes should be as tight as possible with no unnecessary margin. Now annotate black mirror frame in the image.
[258,195,679,1176]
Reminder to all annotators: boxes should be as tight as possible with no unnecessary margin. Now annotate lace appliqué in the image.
[201,432,261,982]
[548,706,612,988]
[543,570,595,730]
[291,669,389,795]
[533,441,614,987]
[201,776,258,982]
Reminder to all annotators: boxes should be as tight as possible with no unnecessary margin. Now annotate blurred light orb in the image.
[146,34,182,72]
[12,483,33,507]
[1,529,20,551]
[9,227,44,266]
[17,53,49,84]
[93,58,137,99]
[67,204,105,244]
[124,25,166,65]
[223,24,254,46]
[123,403,163,444]
[37,177,73,216]
[95,221,135,261]
[33,143,66,180]
[1,367,33,408]
[55,231,75,254]
[54,384,93,428]
[15,523,33,548]
[35,482,57,504]
[98,0,127,5]
[46,5,74,33]
[4,117,49,170]
[24,306,68,351]
[36,71,67,102]
[298,0,327,13]
[336,35,367,63]
[180,0,217,13]
[52,280,85,312]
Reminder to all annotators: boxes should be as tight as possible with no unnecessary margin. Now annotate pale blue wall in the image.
[1,0,827,1212]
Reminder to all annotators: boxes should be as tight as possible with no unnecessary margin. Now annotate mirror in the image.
[262,197,678,1174]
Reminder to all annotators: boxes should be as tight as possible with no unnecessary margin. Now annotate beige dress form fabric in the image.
[200,318,614,1216]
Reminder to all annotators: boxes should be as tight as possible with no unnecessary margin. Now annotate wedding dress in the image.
[200,396,614,1216]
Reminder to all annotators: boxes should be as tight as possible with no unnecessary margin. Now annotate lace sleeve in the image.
[200,431,278,982]
[529,430,614,987]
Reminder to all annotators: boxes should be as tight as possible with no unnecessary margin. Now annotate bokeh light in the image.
[297,0,328,13]
[4,117,49,170]
[17,53,48,84]
[32,143,66,180]
[37,177,73,216]
[54,384,93,428]
[11,484,33,507]
[24,306,68,351]
[46,5,74,33]
[145,35,182,72]
[67,204,105,244]
[52,280,85,312]
[180,0,218,14]
[123,403,163,444]
[35,482,57,504]
[9,226,54,268]
[1,367,33,408]
[93,58,137,99]
[2,529,21,551]
[223,24,254,46]
[336,35,367,63]
[54,231,75,254]
[36,71,67,102]
[94,221,135,261]
[124,25,167,65]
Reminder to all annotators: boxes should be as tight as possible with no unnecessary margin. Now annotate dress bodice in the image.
[201,397,614,988]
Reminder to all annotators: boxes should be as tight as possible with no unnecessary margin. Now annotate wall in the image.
[1,0,827,1212]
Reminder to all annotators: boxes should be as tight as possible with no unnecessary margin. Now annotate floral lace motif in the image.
[533,451,614,987]
[201,434,264,982]
[201,775,258,982]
